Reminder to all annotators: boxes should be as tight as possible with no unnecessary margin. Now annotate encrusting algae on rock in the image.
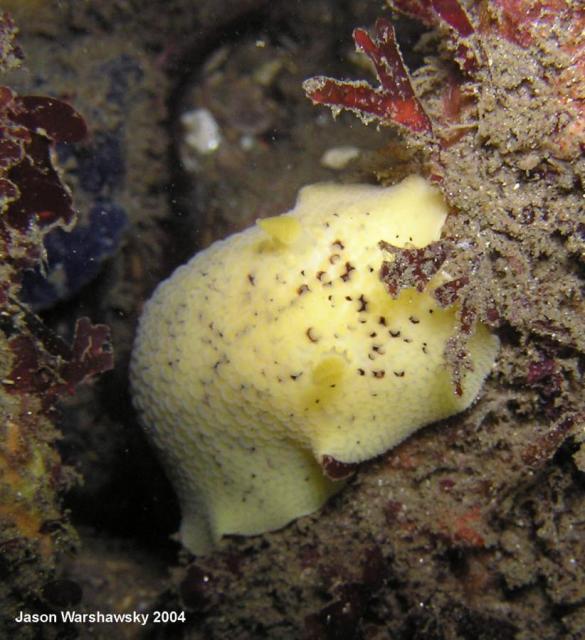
[130,175,499,555]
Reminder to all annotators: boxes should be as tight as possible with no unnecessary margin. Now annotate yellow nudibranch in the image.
[130,175,498,555]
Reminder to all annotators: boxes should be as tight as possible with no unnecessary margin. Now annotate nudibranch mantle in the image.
[130,175,498,555]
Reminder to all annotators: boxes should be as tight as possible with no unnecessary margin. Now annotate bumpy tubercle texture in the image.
[130,175,499,555]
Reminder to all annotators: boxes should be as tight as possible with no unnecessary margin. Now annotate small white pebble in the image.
[181,108,222,155]
[320,145,360,170]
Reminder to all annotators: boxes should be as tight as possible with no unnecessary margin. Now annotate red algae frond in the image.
[303,18,432,134]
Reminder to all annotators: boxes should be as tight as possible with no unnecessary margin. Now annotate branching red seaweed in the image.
[6,316,113,410]
[303,18,432,134]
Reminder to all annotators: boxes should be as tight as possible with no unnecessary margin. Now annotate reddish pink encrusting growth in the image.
[481,0,585,157]
[440,505,486,548]
[484,0,582,48]
[379,240,449,297]
[432,276,469,308]
[303,18,432,134]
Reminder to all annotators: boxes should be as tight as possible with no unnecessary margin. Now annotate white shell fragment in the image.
[181,108,222,155]
[320,145,360,170]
